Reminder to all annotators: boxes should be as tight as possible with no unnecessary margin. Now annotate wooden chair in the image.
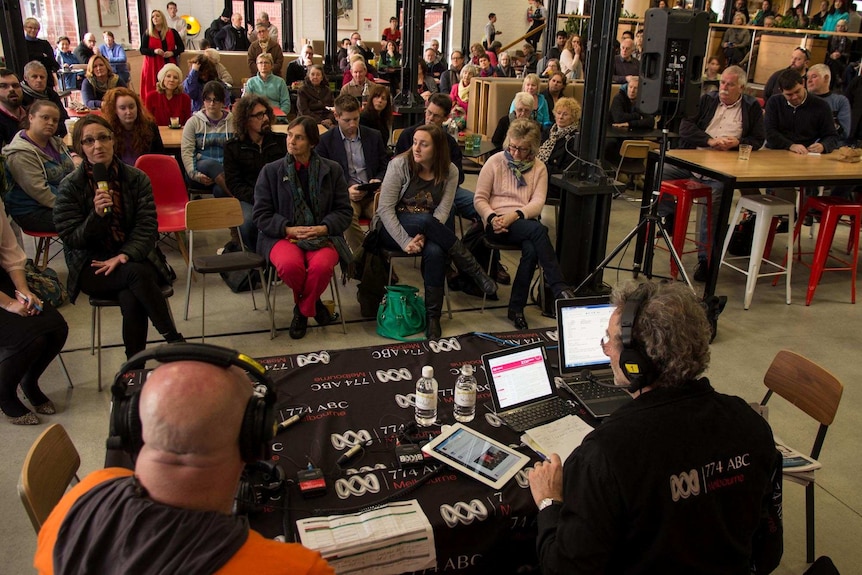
[760,350,844,564]
[184,197,273,342]
[135,154,190,265]
[615,140,658,190]
[18,424,81,533]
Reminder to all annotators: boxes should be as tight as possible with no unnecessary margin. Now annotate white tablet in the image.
[421,423,530,489]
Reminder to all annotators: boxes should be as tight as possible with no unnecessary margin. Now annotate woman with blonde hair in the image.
[140,9,184,103]
[102,87,164,165]
[475,118,574,329]
[145,63,192,126]
[450,64,477,113]
[538,96,581,173]
[509,73,550,127]
[560,35,584,80]
[81,54,126,109]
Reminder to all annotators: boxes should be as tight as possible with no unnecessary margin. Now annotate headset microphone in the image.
[93,162,111,214]
[580,369,627,390]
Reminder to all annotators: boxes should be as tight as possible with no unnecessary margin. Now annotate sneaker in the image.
[693,260,709,282]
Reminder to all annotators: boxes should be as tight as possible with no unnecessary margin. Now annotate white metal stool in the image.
[720,195,795,310]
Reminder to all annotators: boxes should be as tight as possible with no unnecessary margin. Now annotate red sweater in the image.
[145,91,192,126]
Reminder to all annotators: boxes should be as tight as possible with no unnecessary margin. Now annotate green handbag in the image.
[376,285,427,341]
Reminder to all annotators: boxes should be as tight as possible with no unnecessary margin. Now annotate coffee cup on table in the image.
[170,117,180,128]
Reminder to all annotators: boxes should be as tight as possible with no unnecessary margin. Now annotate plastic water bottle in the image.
[415,366,438,426]
[453,364,477,423]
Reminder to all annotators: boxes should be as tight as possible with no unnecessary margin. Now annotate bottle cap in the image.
[422,365,434,378]
[460,364,474,375]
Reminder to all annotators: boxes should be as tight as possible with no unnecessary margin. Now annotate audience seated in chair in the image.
[253,116,351,340]
[474,119,575,330]
[181,81,234,195]
[102,87,165,165]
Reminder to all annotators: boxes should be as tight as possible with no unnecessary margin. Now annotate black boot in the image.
[162,330,186,344]
[448,240,496,296]
[424,286,444,339]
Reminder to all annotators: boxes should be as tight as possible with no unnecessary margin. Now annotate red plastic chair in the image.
[134,154,189,265]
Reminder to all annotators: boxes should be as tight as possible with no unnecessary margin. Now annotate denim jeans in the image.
[485,218,567,310]
[380,212,457,289]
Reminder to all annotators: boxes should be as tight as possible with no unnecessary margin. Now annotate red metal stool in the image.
[775,196,862,305]
[656,179,713,279]
[21,230,62,270]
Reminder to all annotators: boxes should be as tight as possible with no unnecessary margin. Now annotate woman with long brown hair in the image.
[140,9,184,103]
[81,54,126,109]
[360,83,393,145]
[102,87,165,165]
[374,124,496,338]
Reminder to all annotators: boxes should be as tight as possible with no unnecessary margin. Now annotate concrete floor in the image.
[2,181,860,573]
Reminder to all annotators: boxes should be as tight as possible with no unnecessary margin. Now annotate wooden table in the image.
[641,148,862,297]
[158,124,288,149]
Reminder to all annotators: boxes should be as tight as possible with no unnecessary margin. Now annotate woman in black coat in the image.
[54,115,183,359]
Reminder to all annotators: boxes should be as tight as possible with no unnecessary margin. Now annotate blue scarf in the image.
[503,150,534,187]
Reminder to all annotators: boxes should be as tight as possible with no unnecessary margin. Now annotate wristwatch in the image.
[537,498,561,512]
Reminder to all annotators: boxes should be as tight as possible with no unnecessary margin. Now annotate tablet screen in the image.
[424,425,527,488]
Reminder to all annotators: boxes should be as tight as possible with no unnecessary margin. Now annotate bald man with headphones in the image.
[528,281,783,574]
[35,344,333,575]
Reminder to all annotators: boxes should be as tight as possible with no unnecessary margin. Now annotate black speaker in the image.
[618,288,655,393]
[108,343,277,463]
[638,9,709,117]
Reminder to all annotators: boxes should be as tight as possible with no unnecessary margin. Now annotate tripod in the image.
[573,128,695,294]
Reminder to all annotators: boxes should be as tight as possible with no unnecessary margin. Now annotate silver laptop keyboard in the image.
[566,378,627,400]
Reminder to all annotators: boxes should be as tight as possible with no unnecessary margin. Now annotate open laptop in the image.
[482,342,576,433]
[555,296,632,419]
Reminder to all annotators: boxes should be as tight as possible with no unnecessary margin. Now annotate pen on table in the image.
[15,290,42,312]
[472,332,518,347]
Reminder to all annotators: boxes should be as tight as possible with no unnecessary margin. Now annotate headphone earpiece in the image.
[618,288,654,393]
[233,460,286,515]
[109,343,277,463]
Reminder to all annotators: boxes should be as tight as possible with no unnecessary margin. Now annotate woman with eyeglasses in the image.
[54,115,184,360]
[181,81,234,194]
[102,87,164,165]
[244,53,291,114]
[3,100,78,233]
[81,54,127,109]
[375,123,496,339]
[474,118,574,330]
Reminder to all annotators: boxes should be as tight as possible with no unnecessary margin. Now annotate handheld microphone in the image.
[336,444,363,466]
[277,414,301,432]
[93,163,111,214]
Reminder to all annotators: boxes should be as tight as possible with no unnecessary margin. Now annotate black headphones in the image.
[108,343,277,463]
[234,460,287,516]
[618,288,655,393]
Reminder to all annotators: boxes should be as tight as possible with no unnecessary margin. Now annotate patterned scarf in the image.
[503,150,534,187]
[83,158,125,246]
[283,152,328,251]
[87,74,120,95]
[537,122,579,163]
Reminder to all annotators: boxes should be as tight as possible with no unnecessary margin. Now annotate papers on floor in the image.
[296,499,436,575]
[521,415,594,462]
[775,435,822,485]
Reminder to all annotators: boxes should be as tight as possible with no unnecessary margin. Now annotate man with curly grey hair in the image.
[529,281,783,574]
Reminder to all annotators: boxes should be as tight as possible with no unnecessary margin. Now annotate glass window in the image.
[21,1,78,46]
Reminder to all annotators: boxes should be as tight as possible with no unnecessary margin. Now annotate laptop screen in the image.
[482,342,556,412]
[556,297,615,375]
